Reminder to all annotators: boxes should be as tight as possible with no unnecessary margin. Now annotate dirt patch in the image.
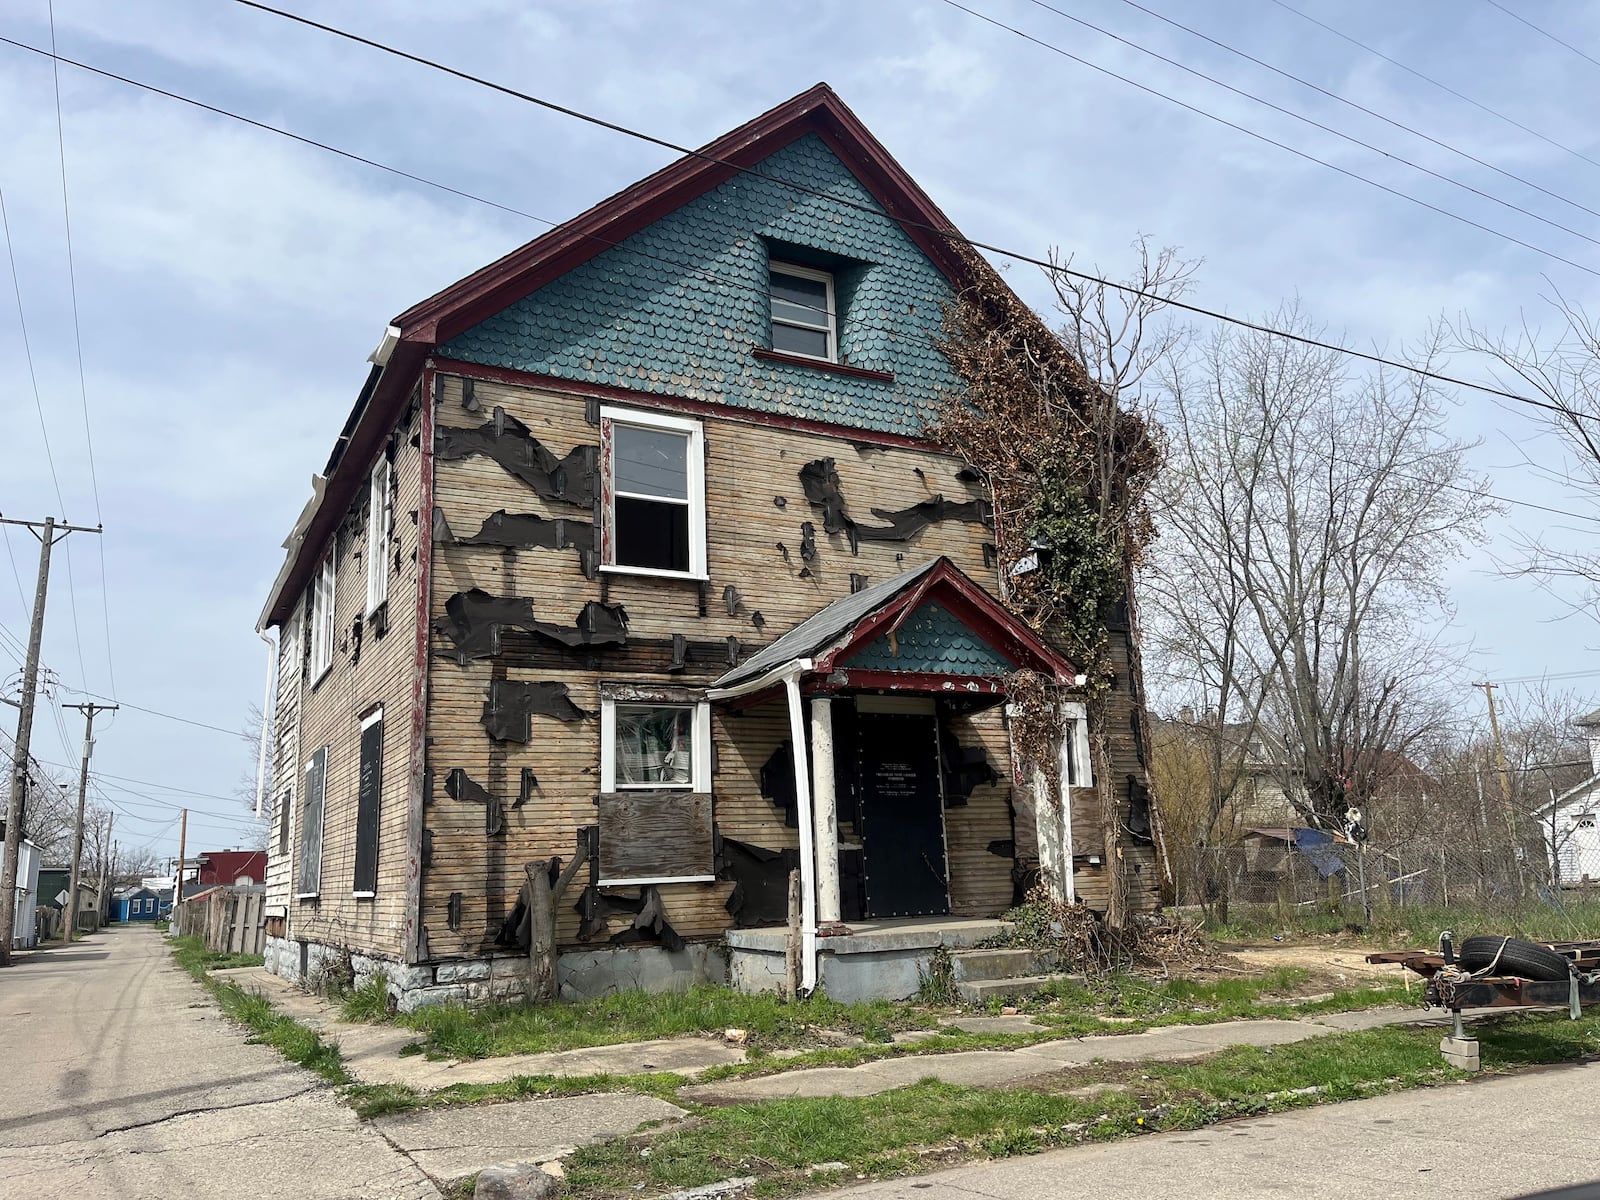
[1223,943,1409,987]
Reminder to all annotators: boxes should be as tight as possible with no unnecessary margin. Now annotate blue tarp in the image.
[1294,828,1347,878]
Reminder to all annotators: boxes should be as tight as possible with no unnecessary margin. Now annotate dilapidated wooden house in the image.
[258,84,1160,1008]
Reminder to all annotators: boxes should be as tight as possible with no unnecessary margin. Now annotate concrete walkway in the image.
[823,1060,1600,1200]
[682,1007,1503,1104]
[229,963,1513,1108]
[222,966,744,1087]
[0,928,440,1200]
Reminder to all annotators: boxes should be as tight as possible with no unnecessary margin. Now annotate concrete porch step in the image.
[955,973,1086,1004]
[950,947,1057,983]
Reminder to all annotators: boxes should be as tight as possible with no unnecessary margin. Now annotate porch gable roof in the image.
[710,556,1077,692]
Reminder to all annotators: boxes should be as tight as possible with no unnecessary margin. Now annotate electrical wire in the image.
[0,183,68,517]
[1267,0,1600,177]
[58,685,247,738]
[46,0,116,701]
[1483,0,1600,74]
[1106,0,1600,225]
[940,0,1600,279]
[199,6,1600,426]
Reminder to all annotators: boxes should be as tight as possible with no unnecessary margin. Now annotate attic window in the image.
[769,262,836,361]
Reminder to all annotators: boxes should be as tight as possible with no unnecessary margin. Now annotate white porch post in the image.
[782,671,818,993]
[810,696,841,924]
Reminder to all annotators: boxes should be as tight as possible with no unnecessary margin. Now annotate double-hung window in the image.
[769,262,836,361]
[1059,702,1094,790]
[309,552,336,681]
[365,458,392,615]
[602,407,706,578]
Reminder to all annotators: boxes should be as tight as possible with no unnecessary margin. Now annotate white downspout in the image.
[253,631,277,819]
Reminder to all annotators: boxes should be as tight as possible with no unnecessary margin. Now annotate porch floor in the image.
[725,916,1010,956]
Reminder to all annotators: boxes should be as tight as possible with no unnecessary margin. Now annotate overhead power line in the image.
[1267,0,1600,176]
[211,4,1600,427]
[1483,0,1600,73]
[1105,0,1600,225]
[46,1,116,701]
[6,27,1598,432]
[941,0,1600,279]
[59,685,248,739]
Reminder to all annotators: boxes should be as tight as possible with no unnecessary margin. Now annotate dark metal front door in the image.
[857,712,950,919]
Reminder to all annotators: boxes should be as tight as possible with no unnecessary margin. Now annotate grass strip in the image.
[561,1010,1600,1198]
[343,1070,690,1120]
[169,935,349,1084]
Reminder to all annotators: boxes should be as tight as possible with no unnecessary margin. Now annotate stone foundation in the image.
[262,935,727,1010]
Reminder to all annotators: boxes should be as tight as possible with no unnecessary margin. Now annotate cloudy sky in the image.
[4,0,1600,864]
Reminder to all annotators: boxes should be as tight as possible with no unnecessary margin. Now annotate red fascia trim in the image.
[751,347,895,382]
[431,359,940,451]
[822,670,1009,695]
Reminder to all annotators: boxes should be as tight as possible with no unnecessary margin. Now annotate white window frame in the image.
[600,697,712,793]
[309,552,336,682]
[365,458,392,616]
[281,599,302,692]
[600,406,707,581]
[769,260,837,363]
[1060,701,1094,790]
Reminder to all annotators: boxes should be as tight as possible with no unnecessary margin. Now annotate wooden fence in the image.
[173,887,265,956]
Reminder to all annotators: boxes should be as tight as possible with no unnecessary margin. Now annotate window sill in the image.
[599,564,709,582]
[599,874,717,887]
[352,891,376,900]
[753,347,895,382]
[295,892,320,901]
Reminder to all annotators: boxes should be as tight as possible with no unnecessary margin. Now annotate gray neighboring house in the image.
[1535,709,1600,888]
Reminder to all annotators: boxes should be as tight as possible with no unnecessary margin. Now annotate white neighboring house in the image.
[1535,708,1600,888]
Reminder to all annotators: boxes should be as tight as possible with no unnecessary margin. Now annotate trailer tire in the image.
[1457,935,1570,981]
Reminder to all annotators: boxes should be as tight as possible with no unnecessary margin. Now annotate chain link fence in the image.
[1170,824,1600,943]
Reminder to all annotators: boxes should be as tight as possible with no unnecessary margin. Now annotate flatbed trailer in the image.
[1366,937,1600,1069]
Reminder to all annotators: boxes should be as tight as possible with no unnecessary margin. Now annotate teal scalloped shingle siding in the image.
[843,601,1016,675]
[437,134,963,437]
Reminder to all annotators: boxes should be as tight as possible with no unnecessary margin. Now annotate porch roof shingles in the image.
[712,559,940,690]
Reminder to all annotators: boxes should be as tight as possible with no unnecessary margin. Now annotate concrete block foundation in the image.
[262,935,727,1009]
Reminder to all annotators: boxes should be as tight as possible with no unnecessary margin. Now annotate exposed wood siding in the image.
[266,395,427,959]
[422,374,1020,958]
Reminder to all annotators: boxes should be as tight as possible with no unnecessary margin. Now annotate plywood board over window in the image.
[298,747,327,898]
[353,708,383,896]
[597,791,714,885]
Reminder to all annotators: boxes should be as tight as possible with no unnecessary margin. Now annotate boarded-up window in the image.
[597,791,714,885]
[276,785,292,856]
[299,748,326,896]
[353,710,383,895]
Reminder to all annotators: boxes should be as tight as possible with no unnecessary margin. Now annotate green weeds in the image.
[169,935,348,1084]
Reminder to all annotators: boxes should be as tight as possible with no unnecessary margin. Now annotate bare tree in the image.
[1146,308,1498,829]
[1456,292,1600,624]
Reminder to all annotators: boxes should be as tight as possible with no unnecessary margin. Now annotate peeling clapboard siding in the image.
[420,372,1015,960]
[273,395,427,961]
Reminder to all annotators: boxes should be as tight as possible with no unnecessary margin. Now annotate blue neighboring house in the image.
[112,887,162,923]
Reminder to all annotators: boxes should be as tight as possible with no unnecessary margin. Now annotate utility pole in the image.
[62,702,117,941]
[173,808,188,923]
[1474,681,1528,897]
[0,515,101,967]
[97,813,113,926]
